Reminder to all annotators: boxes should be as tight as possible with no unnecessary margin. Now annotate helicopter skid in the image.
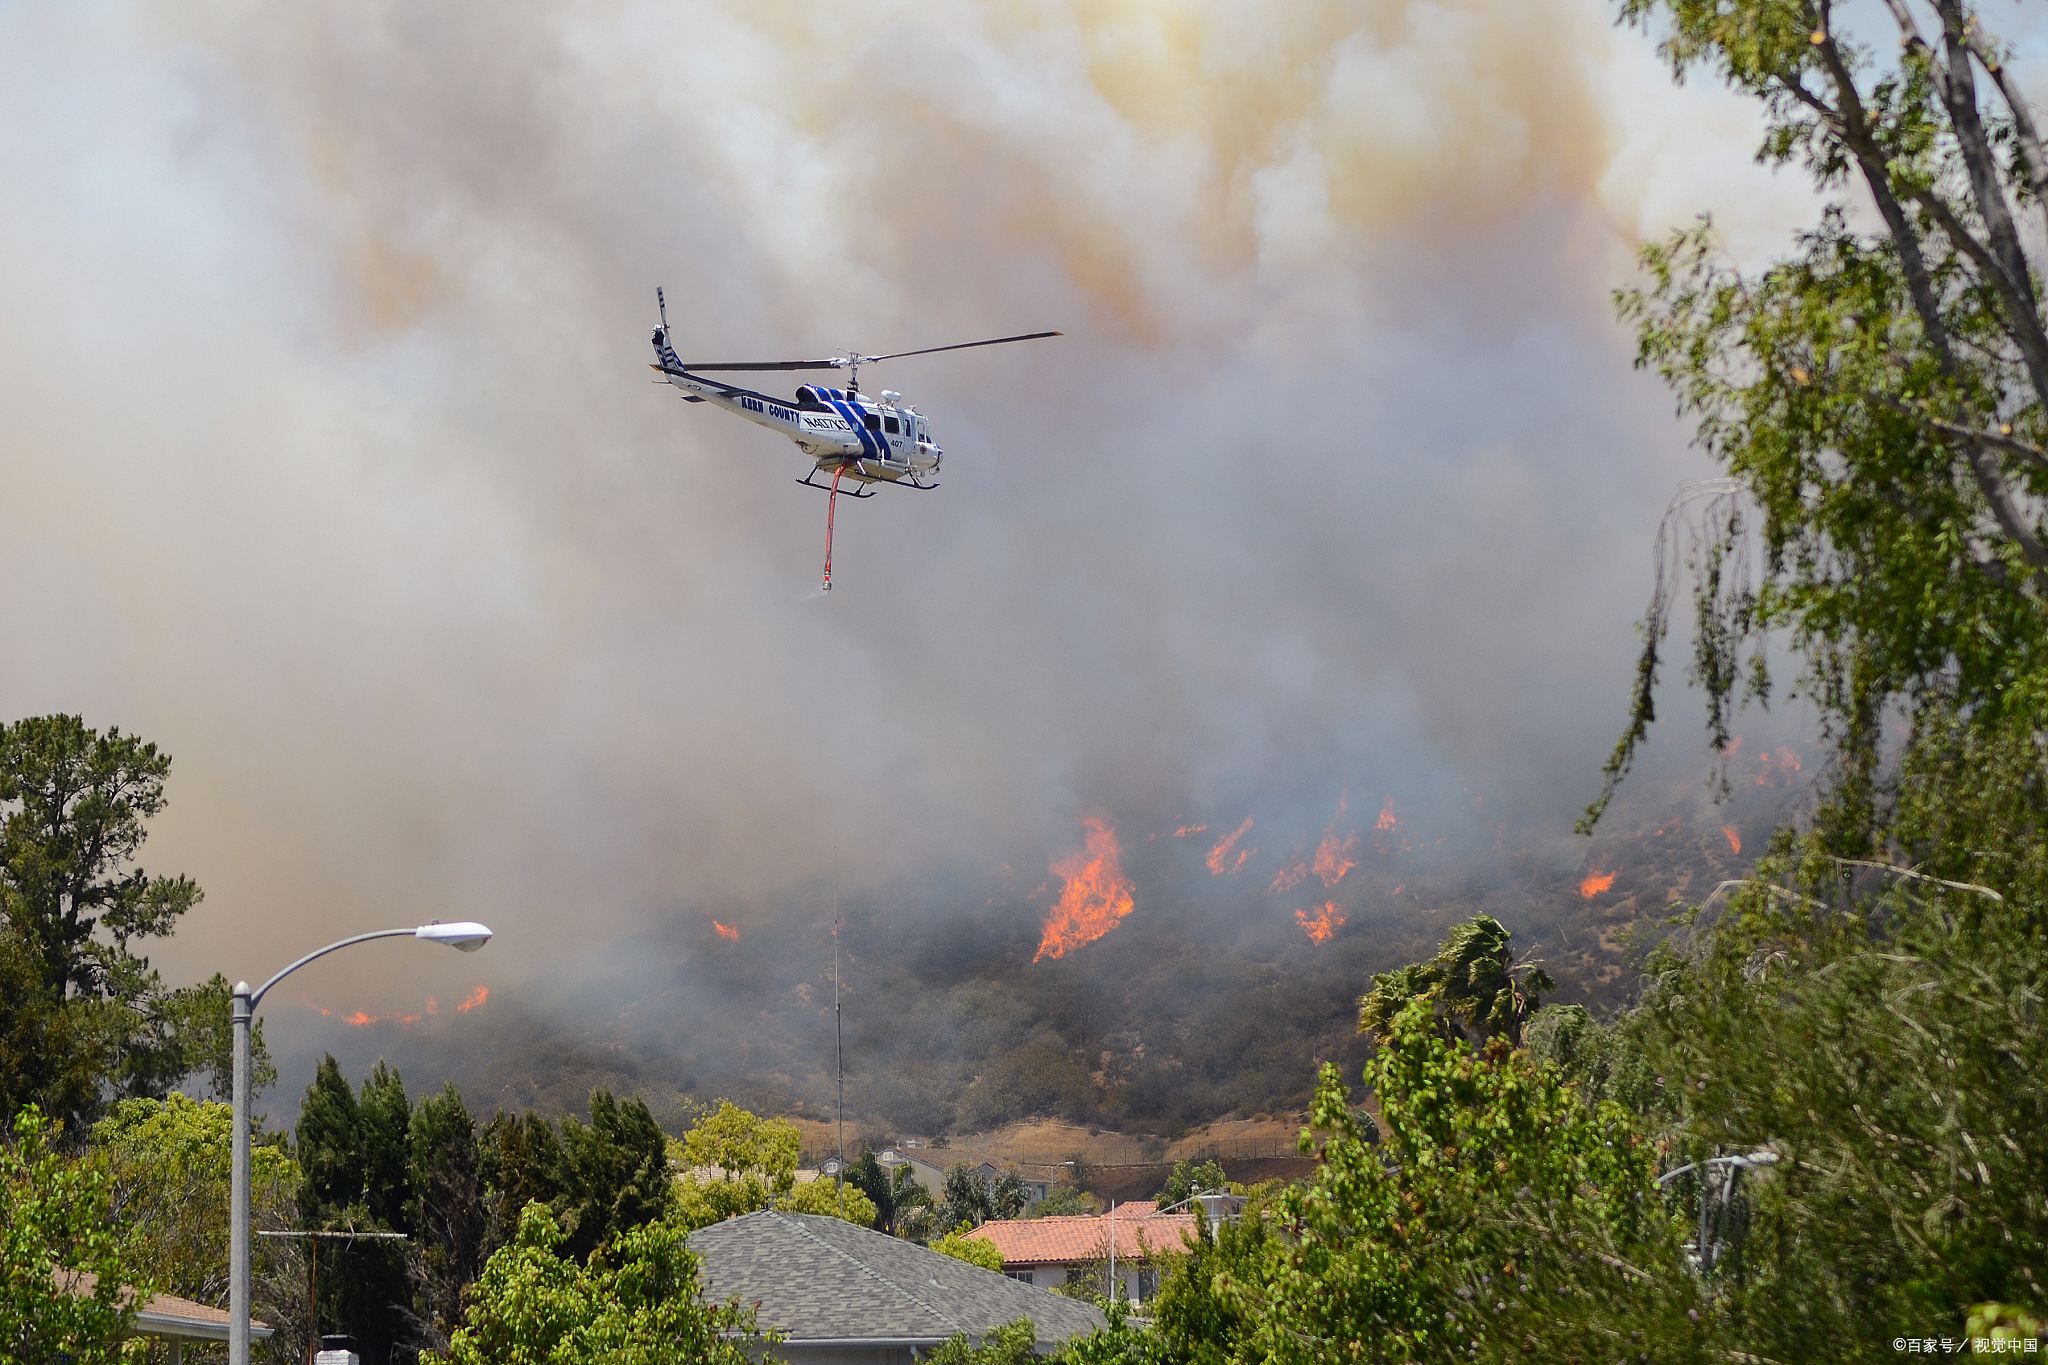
[797,468,877,496]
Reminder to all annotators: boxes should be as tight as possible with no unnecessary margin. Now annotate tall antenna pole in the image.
[835,875,844,1219]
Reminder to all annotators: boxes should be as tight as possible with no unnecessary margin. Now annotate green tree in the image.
[406,1083,486,1353]
[1357,915,1553,1047]
[553,1090,670,1261]
[667,1101,874,1230]
[778,1173,879,1225]
[1590,0,2048,841]
[1242,996,1710,1363]
[1,1105,155,1364]
[295,1057,414,1364]
[989,1168,1028,1220]
[92,1093,300,1309]
[0,716,267,1121]
[428,1200,758,1365]
[845,1148,895,1230]
[932,1228,1006,1273]
[924,1318,1038,1365]
[1624,837,2048,1357]
[0,920,102,1125]
[679,1099,798,1182]
[1156,1159,1227,1212]
[940,1162,994,1230]
[479,1110,566,1251]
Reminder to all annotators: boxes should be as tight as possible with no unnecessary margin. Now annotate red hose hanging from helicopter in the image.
[823,465,843,593]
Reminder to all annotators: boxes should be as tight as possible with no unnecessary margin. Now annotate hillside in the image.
[295,745,1808,1139]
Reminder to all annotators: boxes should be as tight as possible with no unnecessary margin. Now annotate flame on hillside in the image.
[1722,827,1741,855]
[1312,830,1359,886]
[1270,861,1308,894]
[1206,817,1255,875]
[1579,869,1615,897]
[1035,814,1137,961]
[1756,748,1802,786]
[1272,793,1361,894]
[1376,797,1397,831]
[1173,824,1208,837]
[305,984,486,1027]
[1295,902,1345,944]
[713,920,740,941]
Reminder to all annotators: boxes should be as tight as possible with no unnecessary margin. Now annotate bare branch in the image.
[1826,857,2004,901]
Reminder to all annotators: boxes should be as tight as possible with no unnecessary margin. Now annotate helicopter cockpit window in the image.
[863,412,882,432]
[795,386,827,411]
[883,416,900,435]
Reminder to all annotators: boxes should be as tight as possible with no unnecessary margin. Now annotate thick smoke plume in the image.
[0,0,1837,1114]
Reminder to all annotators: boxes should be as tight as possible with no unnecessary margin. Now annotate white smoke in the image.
[0,0,1837,1048]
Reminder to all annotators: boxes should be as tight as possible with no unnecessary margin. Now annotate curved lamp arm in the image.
[243,921,493,1008]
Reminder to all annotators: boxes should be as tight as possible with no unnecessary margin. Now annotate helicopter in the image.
[648,288,1058,590]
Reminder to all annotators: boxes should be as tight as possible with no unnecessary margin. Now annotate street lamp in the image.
[229,922,493,1365]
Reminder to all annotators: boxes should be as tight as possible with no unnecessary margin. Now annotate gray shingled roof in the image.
[688,1211,1107,1348]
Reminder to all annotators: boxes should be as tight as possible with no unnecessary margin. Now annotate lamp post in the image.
[229,921,493,1365]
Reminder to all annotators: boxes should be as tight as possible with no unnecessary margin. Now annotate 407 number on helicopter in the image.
[648,288,1058,590]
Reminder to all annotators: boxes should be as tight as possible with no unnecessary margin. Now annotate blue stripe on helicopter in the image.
[830,398,881,460]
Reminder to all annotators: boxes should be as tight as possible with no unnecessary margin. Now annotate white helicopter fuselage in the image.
[651,338,940,485]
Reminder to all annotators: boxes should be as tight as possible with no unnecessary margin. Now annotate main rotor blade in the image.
[671,359,847,372]
[862,331,1062,363]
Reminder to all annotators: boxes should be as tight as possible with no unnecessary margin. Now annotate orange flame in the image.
[1035,815,1137,961]
[320,985,483,1025]
[456,985,488,1013]
[1270,860,1308,895]
[1206,817,1255,875]
[713,920,740,941]
[1580,870,1616,897]
[1375,797,1397,832]
[1312,830,1359,887]
[1173,824,1208,837]
[1295,902,1346,944]
[1755,748,1803,786]
[1722,827,1741,855]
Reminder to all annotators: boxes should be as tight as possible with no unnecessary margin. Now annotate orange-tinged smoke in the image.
[1376,797,1397,831]
[1295,902,1345,944]
[1722,827,1741,855]
[1580,870,1615,897]
[713,920,740,940]
[426,997,439,1015]
[344,1011,376,1026]
[1174,824,1208,837]
[1035,815,1138,961]
[1270,860,1308,894]
[1206,817,1255,875]
[456,985,488,1012]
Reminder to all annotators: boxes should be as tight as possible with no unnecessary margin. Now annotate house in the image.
[961,1201,1200,1304]
[688,1209,1105,1365]
[63,1270,275,1365]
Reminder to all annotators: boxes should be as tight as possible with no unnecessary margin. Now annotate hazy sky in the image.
[3,0,1955,1053]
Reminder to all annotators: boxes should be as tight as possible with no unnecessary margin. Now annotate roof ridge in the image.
[765,1212,969,1338]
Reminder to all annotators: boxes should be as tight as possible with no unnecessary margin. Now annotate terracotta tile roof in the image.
[961,1210,1198,1267]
